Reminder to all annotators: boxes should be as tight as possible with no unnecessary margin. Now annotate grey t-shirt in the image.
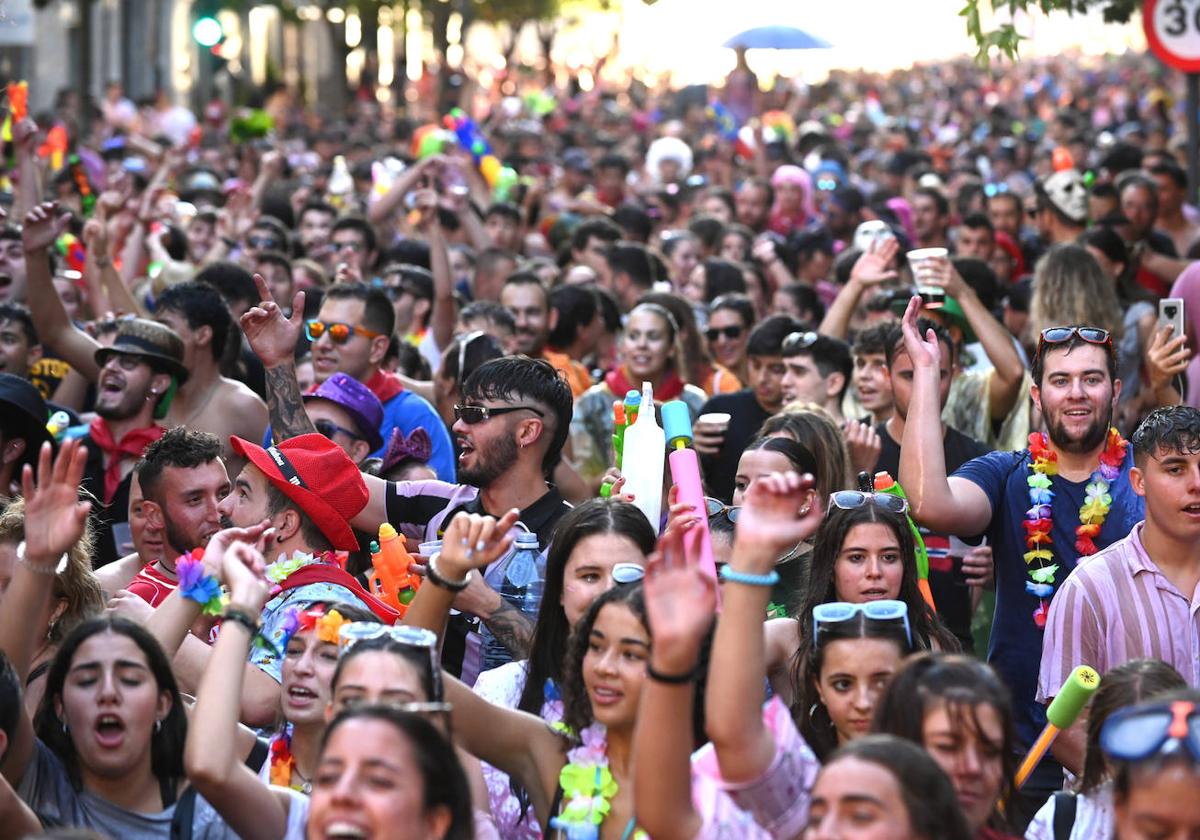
[18,740,239,839]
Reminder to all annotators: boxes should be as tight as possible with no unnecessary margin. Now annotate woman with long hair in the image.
[704,293,755,385]
[1026,244,1123,355]
[1026,659,1186,840]
[472,499,655,839]
[0,440,238,837]
[570,300,706,489]
[0,495,103,714]
[639,290,743,397]
[760,407,855,501]
[874,652,1019,838]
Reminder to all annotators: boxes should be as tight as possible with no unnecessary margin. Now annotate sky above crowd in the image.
[508,0,1150,84]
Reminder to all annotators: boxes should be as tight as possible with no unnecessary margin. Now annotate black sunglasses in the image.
[705,325,745,342]
[454,404,545,424]
[315,418,364,442]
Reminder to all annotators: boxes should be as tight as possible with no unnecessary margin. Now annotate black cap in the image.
[94,319,188,384]
[0,373,54,456]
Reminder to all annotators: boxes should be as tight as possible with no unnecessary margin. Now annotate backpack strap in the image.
[170,786,199,840]
[1052,790,1078,840]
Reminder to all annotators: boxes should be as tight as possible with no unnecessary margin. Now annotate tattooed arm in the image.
[264,363,316,441]
[453,572,535,659]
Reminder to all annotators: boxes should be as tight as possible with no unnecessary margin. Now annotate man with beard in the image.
[500,272,591,398]
[897,298,1144,826]
[240,278,573,681]
[20,202,188,566]
[118,428,230,607]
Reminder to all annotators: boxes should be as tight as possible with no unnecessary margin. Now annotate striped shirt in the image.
[1037,522,1200,702]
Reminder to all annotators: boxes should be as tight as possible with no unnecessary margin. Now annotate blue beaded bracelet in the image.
[718,566,780,587]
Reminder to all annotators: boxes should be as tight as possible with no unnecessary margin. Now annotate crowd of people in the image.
[2,45,1200,839]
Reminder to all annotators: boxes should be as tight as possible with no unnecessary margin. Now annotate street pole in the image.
[1189,72,1199,206]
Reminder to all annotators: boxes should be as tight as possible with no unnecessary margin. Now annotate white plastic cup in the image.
[907,247,948,305]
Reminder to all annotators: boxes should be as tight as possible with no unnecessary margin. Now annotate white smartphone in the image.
[1159,297,1186,339]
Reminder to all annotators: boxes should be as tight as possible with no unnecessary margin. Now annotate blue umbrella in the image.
[723,25,832,50]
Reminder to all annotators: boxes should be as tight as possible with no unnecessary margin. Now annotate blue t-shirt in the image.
[376,390,456,481]
[953,447,1143,748]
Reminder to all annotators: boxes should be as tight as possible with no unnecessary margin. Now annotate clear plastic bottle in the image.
[480,531,542,672]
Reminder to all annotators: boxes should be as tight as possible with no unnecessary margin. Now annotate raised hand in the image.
[844,419,882,475]
[239,272,306,369]
[732,471,822,567]
[201,520,273,579]
[11,118,38,158]
[644,518,716,673]
[221,541,271,611]
[20,440,91,567]
[1145,323,1190,392]
[900,294,942,370]
[850,236,900,286]
[438,508,521,579]
[21,201,70,254]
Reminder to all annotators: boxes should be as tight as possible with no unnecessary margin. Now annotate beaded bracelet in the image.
[177,550,226,616]
[426,553,473,592]
[718,566,780,587]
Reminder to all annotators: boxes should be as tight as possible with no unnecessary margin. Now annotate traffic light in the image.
[192,15,223,49]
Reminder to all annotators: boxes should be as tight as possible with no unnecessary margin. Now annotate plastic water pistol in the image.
[368,523,421,617]
[663,401,720,597]
[872,471,936,612]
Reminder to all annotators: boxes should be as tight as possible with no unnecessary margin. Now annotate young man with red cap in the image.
[242,282,574,682]
[147,432,396,725]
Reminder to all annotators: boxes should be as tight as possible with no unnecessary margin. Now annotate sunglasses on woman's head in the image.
[453,403,545,425]
[813,600,912,648]
[305,319,383,345]
[829,490,909,516]
[705,325,745,342]
[704,496,742,523]
[337,623,438,655]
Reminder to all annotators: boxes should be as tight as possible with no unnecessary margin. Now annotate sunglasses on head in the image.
[704,496,742,523]
[813,600,912,648]
[314,418,364,442]
[1102,700,1200,763]
[830,490,909,516]
[453,403,545,425]
[337,622,439,654]
[783,331,819,353]
[705,325,745,342]
[1035,326,1112,363]
[305,319,383,345]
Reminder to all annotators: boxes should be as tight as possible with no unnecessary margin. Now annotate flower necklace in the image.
[549,723,646,840]
[268,727,311,794]
[1025,427,1126,629]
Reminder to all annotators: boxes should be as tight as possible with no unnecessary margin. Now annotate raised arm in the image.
[185,540,292,840]
[633,515,714,839]
[11,119,43,223]
[707,472,822,782]
[896,296,992,535]
[817,237,899,339]
[0,440,91,784]
[422,190,458,354]
[22,202,102,380]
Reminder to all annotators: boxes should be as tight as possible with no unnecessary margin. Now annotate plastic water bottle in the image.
[481,532,543,672]
[621,382,666,532]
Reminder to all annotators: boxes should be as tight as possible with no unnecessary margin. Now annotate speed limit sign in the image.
[1145,0,1200,72]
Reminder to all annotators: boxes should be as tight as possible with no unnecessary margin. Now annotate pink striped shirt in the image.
[1037,523,1200,703]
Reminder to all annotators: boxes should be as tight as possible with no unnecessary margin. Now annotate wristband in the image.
[222,606,261,635]
[177,549,226,615]
[646,661,700,684]
[718,566,780,587]
[427,553,473,592]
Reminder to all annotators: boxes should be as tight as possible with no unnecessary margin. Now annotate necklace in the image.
[550,723,646,840]
[1025,428,1127,629]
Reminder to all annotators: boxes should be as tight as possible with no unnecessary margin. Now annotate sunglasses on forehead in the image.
[783,331,819,352]
[305,320,383,345]
[1035,326,1112,361]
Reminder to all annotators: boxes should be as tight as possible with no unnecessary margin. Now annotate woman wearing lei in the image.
[405,508,768,839]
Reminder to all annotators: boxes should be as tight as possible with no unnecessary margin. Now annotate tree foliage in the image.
[961,0,1139,63]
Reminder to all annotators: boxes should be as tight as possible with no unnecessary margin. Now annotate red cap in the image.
[230,433,368,551]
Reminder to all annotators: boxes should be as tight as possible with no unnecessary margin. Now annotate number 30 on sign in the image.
[1146,0,1200,72]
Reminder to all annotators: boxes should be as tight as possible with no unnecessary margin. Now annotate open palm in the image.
[643,521,716,664]
[21,440,91,564]
[734,472,822,563]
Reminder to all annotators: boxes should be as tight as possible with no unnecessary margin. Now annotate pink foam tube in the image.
[669,447,720,604]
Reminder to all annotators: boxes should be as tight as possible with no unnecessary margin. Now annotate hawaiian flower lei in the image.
[268,726,309,793]
[1025,427,1126,629]
[176,549,225,616]
[549,724,646,840]
[276,604,349,653]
